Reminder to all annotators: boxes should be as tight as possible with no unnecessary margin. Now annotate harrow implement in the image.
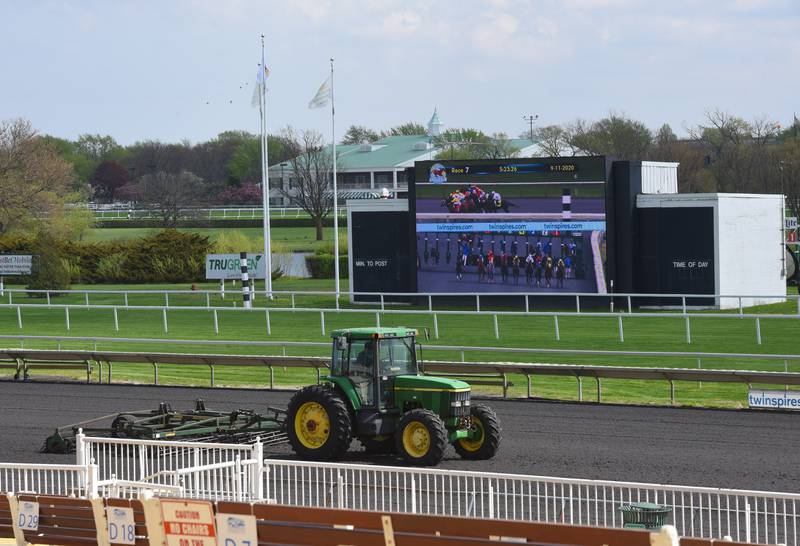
[43,399,287,453]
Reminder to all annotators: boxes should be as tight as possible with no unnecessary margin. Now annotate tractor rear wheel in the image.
[287,385,353,461]
[454,404,501,460]
[395,409,447,466]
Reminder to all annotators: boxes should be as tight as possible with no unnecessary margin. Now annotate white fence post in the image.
[162,309,168,333]
[65,307,70,331]
[213,310,219,334]
[433,313,439,339]
[252,439,264,501]
[618,315,624,343]
[554,315,560,341]
[376,312,380,328]
[320,311,325,336]
[337,471,345,509]
[113,308,119,331]
[16,306,22,329]
[265,309,271,335]
[493,314,499,339]
[756,318,762,345]
[685,316,691,344]
[86,463,99,498]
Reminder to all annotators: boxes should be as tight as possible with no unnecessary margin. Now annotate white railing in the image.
[263,459,800,546]
[0,462,96,497]
[77,433,263,501]
[2,440,798,544]
[0,299,798,347]
[90,206,347,220]
[0,287,796,315]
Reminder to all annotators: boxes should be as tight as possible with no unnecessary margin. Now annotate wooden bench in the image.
[0,496,14,541]
[214,501,751,546]
[16,494,100,546]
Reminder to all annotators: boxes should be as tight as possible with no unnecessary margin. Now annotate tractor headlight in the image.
[450,401,462,407]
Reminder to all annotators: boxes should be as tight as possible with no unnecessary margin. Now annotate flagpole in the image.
[259,35,273,298]
[330,57,340,298]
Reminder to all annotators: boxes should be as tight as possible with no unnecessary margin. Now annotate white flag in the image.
[251,65,269,108]
[308,75,331,109]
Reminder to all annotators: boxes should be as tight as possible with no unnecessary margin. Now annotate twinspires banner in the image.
[748,389,800,410]
[205,254,266,280]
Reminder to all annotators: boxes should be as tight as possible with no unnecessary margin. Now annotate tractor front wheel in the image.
[395,409,447,466]
[454,404,501,460]
[287,385,353,461]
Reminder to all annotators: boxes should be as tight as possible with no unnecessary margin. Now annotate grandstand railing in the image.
[77,434,263,502]
[0,462,96,497]
[3,445,796,545]
[262,459,799,545]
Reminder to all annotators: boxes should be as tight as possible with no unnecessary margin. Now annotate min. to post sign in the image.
[205,254,266,280]
[160,500,216,546]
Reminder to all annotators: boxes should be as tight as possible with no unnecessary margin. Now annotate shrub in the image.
[305,254,349,279]
[27,232,71,293]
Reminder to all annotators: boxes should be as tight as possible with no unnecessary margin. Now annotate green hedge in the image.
[0,230,212,284]
[97,217,347,229]
[305,255,349,279]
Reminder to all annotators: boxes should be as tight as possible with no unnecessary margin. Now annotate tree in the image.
[0,118,73,234]
[227,133,297,186]
[125,170,204,227]
[281,129,333,241]
[90,160,130,202]
[688,110,781,193]
[533,125,568,156]
[567,114,653,160]
[433,129,520,159]
[389,122,426,136]
[341,125,380,145]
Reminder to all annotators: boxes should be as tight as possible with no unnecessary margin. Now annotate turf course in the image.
[82,226,346,252]
[0,280,798,408]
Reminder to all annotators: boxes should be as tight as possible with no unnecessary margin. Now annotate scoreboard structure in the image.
[346,156,785,308]
[411,156,613,295]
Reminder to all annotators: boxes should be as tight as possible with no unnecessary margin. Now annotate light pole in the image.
[523,114,538,141]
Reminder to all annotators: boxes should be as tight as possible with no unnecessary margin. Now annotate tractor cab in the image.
[329,327,418,409]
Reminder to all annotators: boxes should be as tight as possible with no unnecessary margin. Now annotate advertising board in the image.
[412,157,608,293]
[748,389,800,410]
[205,254,265,280]
[0,255,33,276]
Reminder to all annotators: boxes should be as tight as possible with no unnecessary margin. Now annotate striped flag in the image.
[308,75,332,109]
[251,65,269,108]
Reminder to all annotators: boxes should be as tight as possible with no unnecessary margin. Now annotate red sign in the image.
[160,500,216,546]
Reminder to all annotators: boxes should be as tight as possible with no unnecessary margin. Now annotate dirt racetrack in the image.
[0,381,796,492]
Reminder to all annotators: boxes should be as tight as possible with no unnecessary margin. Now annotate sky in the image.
[1,0,798,146]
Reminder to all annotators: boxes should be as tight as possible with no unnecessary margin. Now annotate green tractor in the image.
[286,327,501,466]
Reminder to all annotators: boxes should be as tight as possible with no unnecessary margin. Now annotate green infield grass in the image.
[0,280,798,408]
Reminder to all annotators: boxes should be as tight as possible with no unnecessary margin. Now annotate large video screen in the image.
[412,157,608,293]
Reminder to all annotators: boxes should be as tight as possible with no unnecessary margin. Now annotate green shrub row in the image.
[0,230,212,285]
[305,254,349,279]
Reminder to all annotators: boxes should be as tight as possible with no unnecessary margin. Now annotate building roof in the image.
[270,134,539,172]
